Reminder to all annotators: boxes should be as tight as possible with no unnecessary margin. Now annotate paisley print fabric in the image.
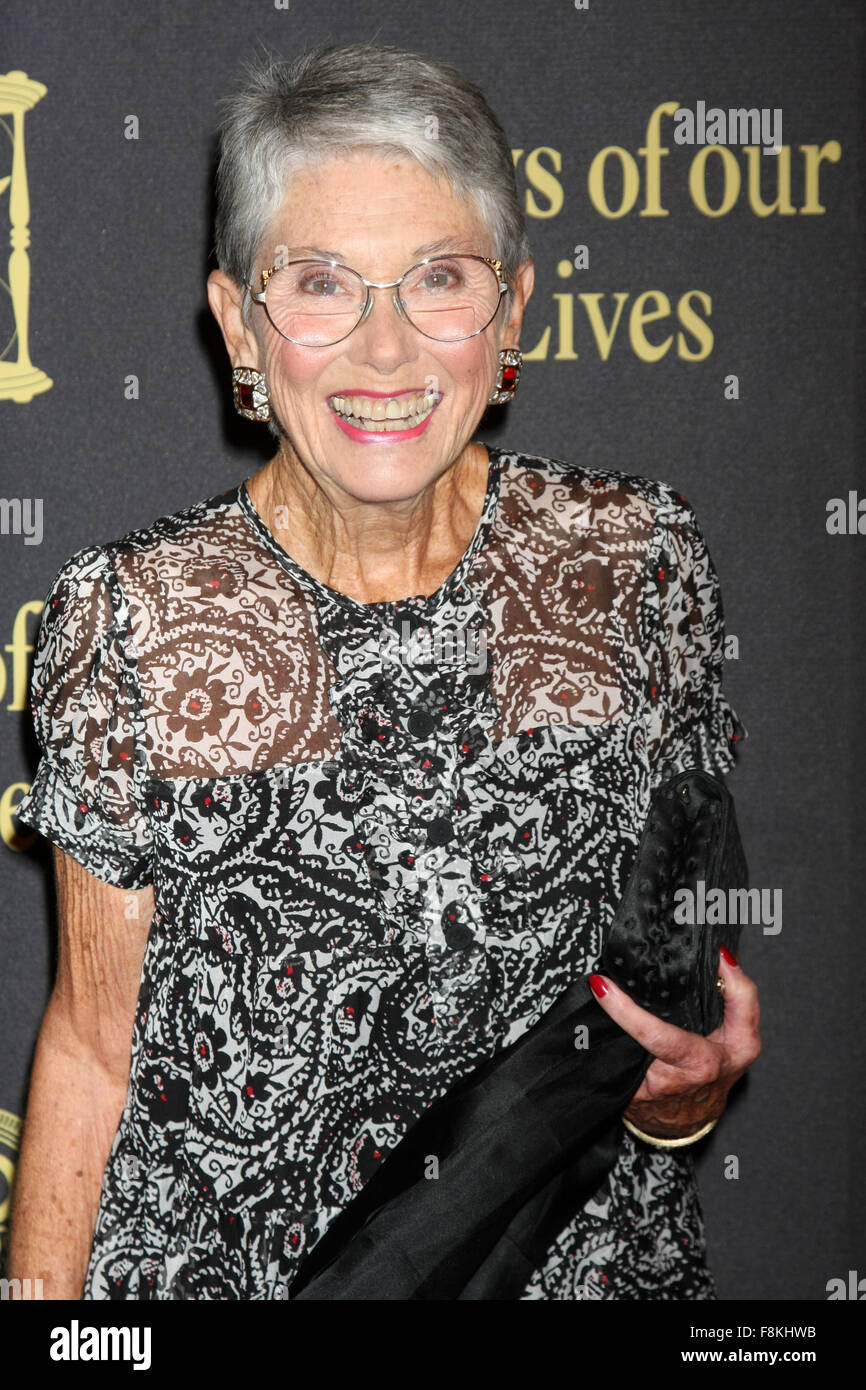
[19,445,745,1300]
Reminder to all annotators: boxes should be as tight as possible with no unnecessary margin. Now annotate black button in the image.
[427,815,454,846]
[407,707,435,739]
[444,919,474,952]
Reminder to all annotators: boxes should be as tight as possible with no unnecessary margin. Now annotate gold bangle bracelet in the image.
[622,1116,718,1149]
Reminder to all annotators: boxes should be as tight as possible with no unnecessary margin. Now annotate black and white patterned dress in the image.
[19,445,744,1300]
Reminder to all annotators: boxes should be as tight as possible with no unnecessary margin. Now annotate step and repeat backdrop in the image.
[0,0,863,1301]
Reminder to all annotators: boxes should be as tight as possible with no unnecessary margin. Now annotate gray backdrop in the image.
[1,0,863,1301]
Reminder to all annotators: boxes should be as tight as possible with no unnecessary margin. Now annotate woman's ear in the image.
[207,269,263,369]
[500,258,535,349]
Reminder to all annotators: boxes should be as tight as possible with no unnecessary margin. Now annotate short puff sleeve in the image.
[17,546,152,887]
[640,491,746,790]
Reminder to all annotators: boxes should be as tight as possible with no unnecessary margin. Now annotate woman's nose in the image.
[351,287,417,365]
[357,290,409,326]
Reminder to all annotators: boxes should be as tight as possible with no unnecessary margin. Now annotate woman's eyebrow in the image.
[411,237,481,257]
[275,246,344,261]
[275,236,481,264]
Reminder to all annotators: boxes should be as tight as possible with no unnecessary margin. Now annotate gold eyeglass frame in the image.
[246,253,508,347]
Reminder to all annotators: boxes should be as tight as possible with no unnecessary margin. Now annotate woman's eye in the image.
[422,269,456,290]
[303,276,339,296]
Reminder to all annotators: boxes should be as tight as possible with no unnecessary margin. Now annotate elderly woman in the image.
[10,42,759,1300]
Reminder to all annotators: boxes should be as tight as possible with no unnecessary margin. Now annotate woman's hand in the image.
[589,946,761,1140]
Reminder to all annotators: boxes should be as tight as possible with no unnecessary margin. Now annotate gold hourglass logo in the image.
[0,1108,21,1268]
[0,71,51,403]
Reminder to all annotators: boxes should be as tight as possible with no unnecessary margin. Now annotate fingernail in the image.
[589,975,610,999]
[720,945,739,967]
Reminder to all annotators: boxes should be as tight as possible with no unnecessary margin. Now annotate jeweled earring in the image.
[232,367,271,422]
[487,347,522,405]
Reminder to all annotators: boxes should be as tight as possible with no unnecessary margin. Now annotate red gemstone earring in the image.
[487,347,522,405]
[232,367,271,422]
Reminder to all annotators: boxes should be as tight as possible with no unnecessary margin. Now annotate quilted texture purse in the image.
[601,766,748,1035]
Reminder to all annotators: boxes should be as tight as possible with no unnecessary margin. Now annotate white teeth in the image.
[328,390,440,430]
[353,411,430,432]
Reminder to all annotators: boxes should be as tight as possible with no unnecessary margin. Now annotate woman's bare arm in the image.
[8,847,154,1299]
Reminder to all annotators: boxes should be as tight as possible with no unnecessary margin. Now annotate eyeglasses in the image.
[247,253,507,347]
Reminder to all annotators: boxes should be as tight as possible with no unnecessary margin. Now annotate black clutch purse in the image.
[601,767,748,1035]
[287,766,748,1300]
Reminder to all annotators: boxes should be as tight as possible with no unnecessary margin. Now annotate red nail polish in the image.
[720,945,739,967]
[589,975,610,999]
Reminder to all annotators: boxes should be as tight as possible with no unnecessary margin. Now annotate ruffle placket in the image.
[315,573,507,1037]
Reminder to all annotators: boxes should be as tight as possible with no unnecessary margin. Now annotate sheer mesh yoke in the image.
[19,447,744,1300]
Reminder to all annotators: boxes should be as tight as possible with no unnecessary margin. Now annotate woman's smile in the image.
[327,386,442,442]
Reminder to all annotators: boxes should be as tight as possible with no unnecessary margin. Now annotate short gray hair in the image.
[214,42,531,308]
